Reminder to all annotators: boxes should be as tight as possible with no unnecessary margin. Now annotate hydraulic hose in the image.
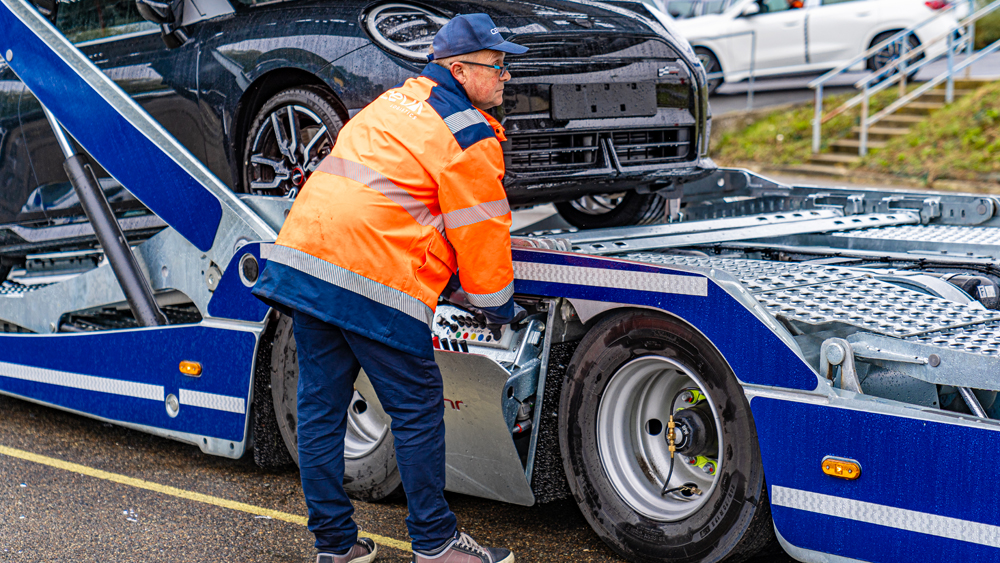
[660,386,701,496]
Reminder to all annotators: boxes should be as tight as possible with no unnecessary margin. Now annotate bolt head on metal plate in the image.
[4,50,12,62]
[825,343,846,365]
[239,254,259,287]
[165,394,180,417]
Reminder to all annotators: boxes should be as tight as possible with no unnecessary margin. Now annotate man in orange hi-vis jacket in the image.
[253,13,527,563]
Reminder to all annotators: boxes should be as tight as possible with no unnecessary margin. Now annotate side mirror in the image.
[136,0,188,49]
[740,2,761,16]
[31,0,58,23]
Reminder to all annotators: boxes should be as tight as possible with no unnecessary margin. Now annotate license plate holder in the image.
[551,82,657,120]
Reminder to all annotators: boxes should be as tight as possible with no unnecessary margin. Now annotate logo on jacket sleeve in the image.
[380,90,424,120]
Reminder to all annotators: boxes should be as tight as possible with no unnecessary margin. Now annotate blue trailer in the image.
[4,0,1000,561]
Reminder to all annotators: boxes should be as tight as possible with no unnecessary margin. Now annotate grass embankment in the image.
[712,81,1000,186]
[976,10,1000,50]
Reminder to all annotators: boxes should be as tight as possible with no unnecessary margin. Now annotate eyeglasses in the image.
[458,60,510,75]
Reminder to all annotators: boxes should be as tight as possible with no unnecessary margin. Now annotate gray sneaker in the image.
[317,537,378,563]
[412,532,513,563]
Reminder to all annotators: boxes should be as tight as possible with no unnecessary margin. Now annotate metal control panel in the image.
[432,304,524,364]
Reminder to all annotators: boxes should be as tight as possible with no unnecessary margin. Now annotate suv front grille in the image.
[612,129,690,165]
[505,127,692,173]
[507,133,602,170]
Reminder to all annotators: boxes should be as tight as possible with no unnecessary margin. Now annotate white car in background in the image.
[668,0,962,93]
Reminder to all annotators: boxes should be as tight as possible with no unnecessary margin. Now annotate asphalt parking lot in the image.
[0,392,796,563]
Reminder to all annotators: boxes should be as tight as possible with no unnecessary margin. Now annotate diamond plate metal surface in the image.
[622,253,1000,353]
[621,254,867,293]
[834,225,1000,245]
[907,321,1000,357]
[0,281,49,296]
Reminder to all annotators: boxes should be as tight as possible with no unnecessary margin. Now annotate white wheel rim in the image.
[596,356,723,522]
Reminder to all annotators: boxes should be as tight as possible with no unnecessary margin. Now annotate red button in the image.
[463,332,469,339]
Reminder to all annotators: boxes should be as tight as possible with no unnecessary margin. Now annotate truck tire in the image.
[267,314,404,502]
[558,310,773,563]
[555,190,664,229]
[242,86,342,197]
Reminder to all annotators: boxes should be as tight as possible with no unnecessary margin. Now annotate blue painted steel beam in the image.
[0,0,274,251]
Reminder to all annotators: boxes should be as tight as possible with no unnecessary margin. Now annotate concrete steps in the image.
[852,126,911,140]
[806,80,991,173]
[877,114,925,128]
[895,101,945,115]
[829,139,887,154]
[920,88,975,103]
[810,153,863,166]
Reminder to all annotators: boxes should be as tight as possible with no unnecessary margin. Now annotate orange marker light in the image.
[179,361,203,377]
[822,456,861,480]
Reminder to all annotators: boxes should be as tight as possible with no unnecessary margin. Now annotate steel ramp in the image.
[621,253,1000,356]
[534,210,921,255]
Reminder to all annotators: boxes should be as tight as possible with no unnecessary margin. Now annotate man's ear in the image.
[450,62,469,85]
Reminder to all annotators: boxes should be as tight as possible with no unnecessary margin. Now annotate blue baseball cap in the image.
[427,14,528,62]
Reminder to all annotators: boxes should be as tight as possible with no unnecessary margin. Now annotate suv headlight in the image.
[364,3,451,60]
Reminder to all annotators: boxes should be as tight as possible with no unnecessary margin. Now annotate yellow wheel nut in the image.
[689,455,717,475]
[679,389,705,405]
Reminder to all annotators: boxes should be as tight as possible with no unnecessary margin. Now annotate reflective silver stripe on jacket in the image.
[443,198,511,230]
[466,280,514,308]
[318,157,444,234]
[443,108,488,135]
[263,244,434,325]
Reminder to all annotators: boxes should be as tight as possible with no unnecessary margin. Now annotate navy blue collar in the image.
[420,63,471,103]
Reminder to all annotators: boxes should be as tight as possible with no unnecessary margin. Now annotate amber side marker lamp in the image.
[822,456,861,480]
[179,361,203,377]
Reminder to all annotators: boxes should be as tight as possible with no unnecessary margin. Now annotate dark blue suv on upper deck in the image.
[0,0,711,261]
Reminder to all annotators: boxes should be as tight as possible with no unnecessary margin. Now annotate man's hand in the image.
[441,275,527,339]
[475,301,527,340]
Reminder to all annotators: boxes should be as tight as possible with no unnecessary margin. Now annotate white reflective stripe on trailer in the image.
[179,389,246,414]
[772,486,1000,548]
[514,261,709,297]
[0,360,164,401]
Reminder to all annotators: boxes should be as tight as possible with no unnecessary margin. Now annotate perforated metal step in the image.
[785,224,1000,260]
[0,280,50,296]
[835,224,1000,246]
[907,321,1000,357]
[622,253,1000,353]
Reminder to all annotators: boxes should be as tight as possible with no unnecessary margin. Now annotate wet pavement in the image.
[0,394,796,563]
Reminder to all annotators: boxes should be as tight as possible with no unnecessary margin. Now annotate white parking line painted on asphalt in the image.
[0,444,413,553]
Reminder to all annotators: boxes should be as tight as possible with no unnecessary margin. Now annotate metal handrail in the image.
[854,0,1000,154]
[856,0,1000,89]
[806,3,960,90]
[820,22,964,126]
[810,2,969,152]
[699,29,757,110]
[866,37,1000,128]
[812,0,1000,154]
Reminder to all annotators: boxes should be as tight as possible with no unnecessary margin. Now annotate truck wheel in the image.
[555,190,664,229]
[559,310,774,563]
[242,86,342,197]
[267,315,404,501]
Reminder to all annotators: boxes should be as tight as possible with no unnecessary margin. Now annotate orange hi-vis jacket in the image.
[252,63,514,359]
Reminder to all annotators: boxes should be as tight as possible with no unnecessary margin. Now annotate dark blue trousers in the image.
[293,312,457,553]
